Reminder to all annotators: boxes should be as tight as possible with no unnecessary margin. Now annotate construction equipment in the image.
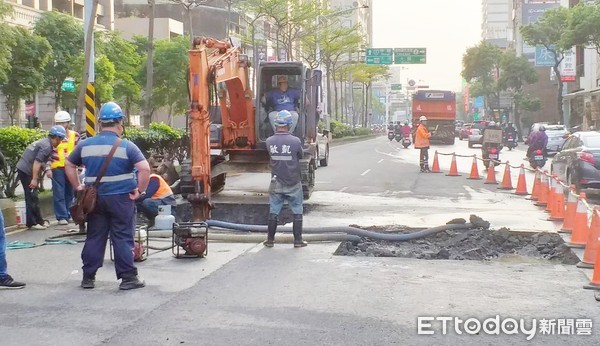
[182,37,326,225]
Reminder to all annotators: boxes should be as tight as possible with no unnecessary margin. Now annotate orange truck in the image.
[412,90,456,145]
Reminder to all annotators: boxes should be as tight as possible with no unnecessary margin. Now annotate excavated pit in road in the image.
[335,227,580,264]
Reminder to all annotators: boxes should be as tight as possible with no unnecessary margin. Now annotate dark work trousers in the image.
[51,168,74,221]
[17,169,44,227]
[419,147,429,170]
[82,193,137,279]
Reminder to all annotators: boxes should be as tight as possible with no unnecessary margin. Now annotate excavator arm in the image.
[187,37,254,221]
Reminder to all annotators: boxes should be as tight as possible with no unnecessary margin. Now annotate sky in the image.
[372,0,483,92]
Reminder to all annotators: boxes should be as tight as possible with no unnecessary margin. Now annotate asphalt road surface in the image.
[2,135,599,345]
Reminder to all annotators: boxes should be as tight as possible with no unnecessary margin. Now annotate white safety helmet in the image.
[54,111,71,123]
[419,116,427,121]
[488,121,496,126]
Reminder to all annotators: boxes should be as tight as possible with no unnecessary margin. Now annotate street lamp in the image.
[316,2,369,124]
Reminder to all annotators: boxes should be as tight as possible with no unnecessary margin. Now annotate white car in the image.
[545,125,569,155]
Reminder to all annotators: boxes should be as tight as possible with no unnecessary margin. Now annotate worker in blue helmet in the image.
[264,110,307,248]
[15,126,66,231]
[66,101,151,290]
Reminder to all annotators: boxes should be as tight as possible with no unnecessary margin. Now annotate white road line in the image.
[247,244,264,254]
[339,186,348,192]
[361,169,371,176]
[377,159,384,164]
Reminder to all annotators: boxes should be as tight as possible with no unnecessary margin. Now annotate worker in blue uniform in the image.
[65,102,151,290]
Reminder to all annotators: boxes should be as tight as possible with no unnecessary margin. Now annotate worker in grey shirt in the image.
[16,126,66,230]
[264,110,307,248]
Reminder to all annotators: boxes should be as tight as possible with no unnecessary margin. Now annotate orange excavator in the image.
[181,37,327,225]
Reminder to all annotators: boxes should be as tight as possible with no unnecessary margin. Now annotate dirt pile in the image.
[335,227,580,264]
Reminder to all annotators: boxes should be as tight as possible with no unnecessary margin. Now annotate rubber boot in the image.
[119,271,145,290]
[293,214,307,248]
[264,213,277,247]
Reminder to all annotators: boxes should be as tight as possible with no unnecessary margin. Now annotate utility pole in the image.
[76,0,98,135]
[144,0,155,128]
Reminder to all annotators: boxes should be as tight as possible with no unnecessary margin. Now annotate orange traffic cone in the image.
[484,161,497,185]
[560,186,577,233]
[546,175,558,213]
[514,164,528,195]
[528,170,541,201]
[548,181,565,221]
[430,151,441,173]
[568,193,589,248]
[583,250,600,290]
[467,155,481,180]
[446,153,461,176]
[578,207,600,269]
[498,163,513,190]
[534,174,549,206]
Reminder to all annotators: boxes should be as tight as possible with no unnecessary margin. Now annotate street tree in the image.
[520,6,571,122]
[349,63,389,127]
[97,31,143,124]
[1,27,52,126]
[565,2,600,55]
[496,50,539,139]
[148,36,189,126]
[461,41,503,116]
[234,0,267,88]
[66,54,116,112]
[33,11,84,111]
[0,0,14,86]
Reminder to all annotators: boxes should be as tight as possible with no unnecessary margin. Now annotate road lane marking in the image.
[377,159,384,164]
[361,169,371,176]
[339,186,348,192]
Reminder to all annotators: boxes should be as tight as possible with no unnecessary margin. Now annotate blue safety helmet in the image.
[99,102,124,122]
[49,125,67,139]
[274,110,293,127]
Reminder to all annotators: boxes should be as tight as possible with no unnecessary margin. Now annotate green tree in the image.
[350,63,389,126]
[1,27,52,126]
[461,41,503,115]
[520,6,571,122]
[565,2,600,55]
[97,31,143,124]
[148,36,189,125]
[0,0,14,85]
[496,50,539,140]
[33,11,84,111]
[67,54,116,111]
[0,127,45,198]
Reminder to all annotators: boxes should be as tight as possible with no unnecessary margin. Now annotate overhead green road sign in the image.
[366,48,393,65]
[391,84,402,91]
[394,48,427,64]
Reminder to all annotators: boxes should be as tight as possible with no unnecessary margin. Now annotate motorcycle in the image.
[529,149,547,169]
[401,134,411,148]
[504,135,517,151]
[483,145,501,169]
[394,133,402,142]
[387,131,395,141]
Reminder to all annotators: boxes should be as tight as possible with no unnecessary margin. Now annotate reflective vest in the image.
[150,174,173,199]
[414,124,431,149]
[51,130,77,169]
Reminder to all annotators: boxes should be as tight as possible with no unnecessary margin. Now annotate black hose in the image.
[206,220,476,242]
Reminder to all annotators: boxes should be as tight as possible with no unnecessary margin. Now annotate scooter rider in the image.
[481,121,503,165]
[401,121,412,138]
[527,125,548,159]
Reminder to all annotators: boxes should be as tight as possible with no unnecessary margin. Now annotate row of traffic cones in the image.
[530,171,600,290]
[430,151,528,195]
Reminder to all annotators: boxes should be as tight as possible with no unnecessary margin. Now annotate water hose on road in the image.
[146,231,361,243]
[205,219,482,242]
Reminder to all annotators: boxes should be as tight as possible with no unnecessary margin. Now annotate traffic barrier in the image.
[583,250,600,290]
[548,181,565,221]
[528,170,541,201]
[534,173,549,207]
[514,165,528,196]
[568,193,589,248]
[560,185,577,233]
[446,153,461,176]
[430,151,442,173]
[578,207,600,269]
[467,155,481,180]
[484,161,497,185]
[545,175,557,213]
[498,163,513,190]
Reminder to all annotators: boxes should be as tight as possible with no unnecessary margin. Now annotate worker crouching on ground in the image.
[136,172,176,228]
[47,111,80,225]
[16,126,67,230]
[65,101,151,290]
[414,116,432,172]
[264,110,307,248]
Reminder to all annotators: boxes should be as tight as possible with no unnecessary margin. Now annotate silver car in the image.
[545,125,569,155]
